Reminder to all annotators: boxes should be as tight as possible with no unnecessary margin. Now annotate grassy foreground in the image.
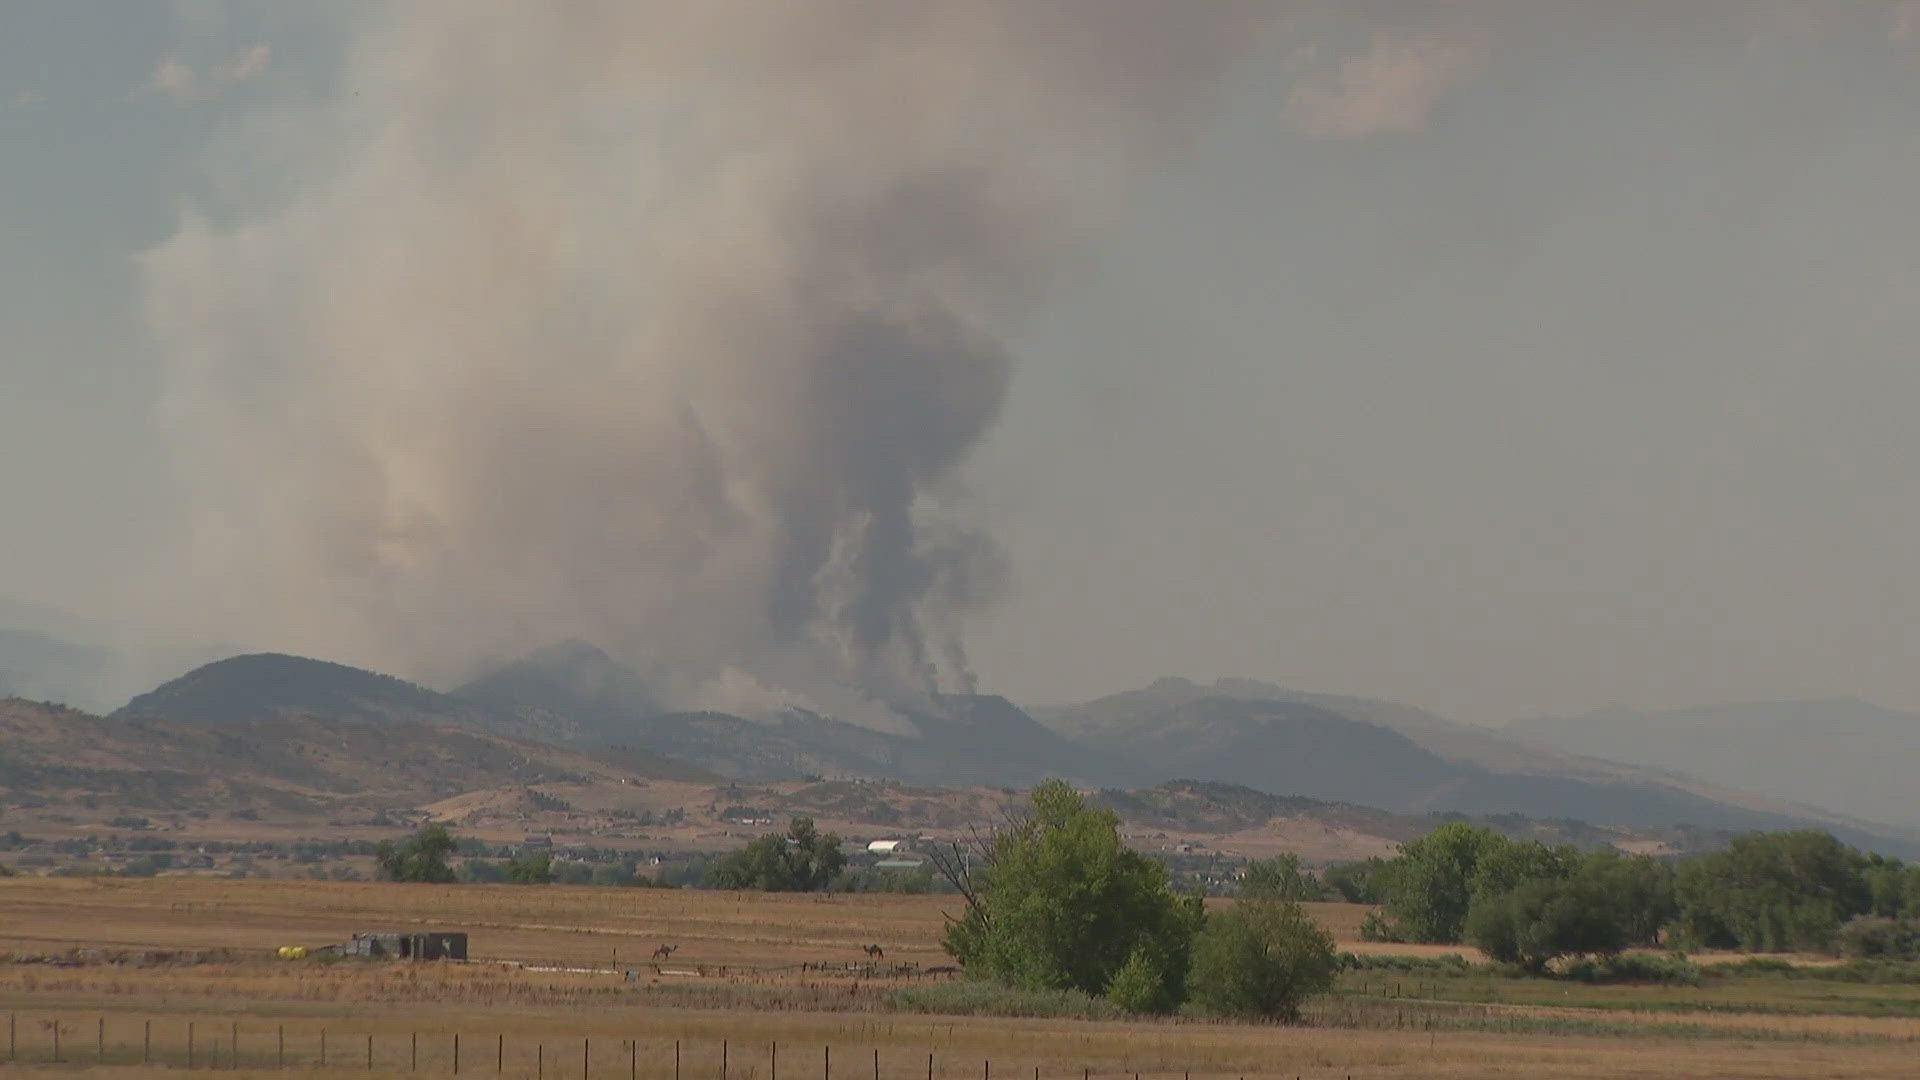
[0,878,1916,1078]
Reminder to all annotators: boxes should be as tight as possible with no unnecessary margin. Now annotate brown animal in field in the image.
[652,944,677,961]
[862,943,884,960]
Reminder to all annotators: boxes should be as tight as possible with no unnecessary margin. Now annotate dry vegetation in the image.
[1,879,1917,1078]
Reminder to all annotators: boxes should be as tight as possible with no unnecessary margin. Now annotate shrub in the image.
[1836,915,1920,960]
[1188,898,1340,1021]
[1562,952,1700,985]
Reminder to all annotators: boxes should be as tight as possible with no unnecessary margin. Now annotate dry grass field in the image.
[1,878,1916,1079]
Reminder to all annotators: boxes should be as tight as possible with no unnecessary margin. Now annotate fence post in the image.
[455,1033,461,1075]
[369,1033,375,1071]
[499,1034,505,1074]
[585,1037,590,1080]
[823,1044,829,1080]
[188,1021,195,1070]
[631,1039,637,1080]
[772,1042,778,1080]
[675,1040,680,1080]
[874,1049,879,1080]
[415,1031,420,1071]
[99,1016,105,1062]
[233,1022,240,1068]
[145,1020,152,1066]
[929,1053,933,1080]
[53,1019,61,1063]
[723,1039,728,1080]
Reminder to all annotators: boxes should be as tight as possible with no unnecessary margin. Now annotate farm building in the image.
[866,839,905,855]
[334,931,468,960]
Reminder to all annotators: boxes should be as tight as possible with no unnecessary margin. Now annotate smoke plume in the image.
[140,2,1268,717]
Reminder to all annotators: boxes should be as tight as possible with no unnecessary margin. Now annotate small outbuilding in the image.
[866,839,904,855]
[339,931,468,960]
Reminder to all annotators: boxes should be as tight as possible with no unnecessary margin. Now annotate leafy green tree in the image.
[942,779,1205,1011]
[1574,849,1674,947]
[1669,831,1870,952]
[1240,853,1325,901]
[1378,823,1512,943]
[1188,897,1340,1020]
[374,824,458,884]
[706,816,847,891]
[1322,858,1391,904]
[504,851,553,884]
[1465,874,1627,973]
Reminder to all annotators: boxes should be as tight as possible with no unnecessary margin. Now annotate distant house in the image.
[522,834,552,847]
[866,839,905,855]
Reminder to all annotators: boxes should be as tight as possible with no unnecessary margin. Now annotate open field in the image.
[1,879,1917,1078]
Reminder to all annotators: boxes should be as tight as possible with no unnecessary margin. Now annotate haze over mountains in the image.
[3,637,1915,857]
[1509,701,1920,830]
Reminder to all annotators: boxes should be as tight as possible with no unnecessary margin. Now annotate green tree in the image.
[504,851,553,884]
[706,817,847,891]
[1465,875,1627,973]
[1378,823,1513,943]
[374,824,458,884]
[941,779,1204,1012]
[1669,831,1870,952]
[1322,858,1391,904]
[1240,853,1325,901]
[1188,897,1340,1020]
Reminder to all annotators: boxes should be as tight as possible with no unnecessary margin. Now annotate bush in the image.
[1837,915,1920,960]
[1188,898,1340,1021]
[505,852,553,884]
[1561,952,1701,985]
[1104,946,1175,1014]
[374,824,458,884]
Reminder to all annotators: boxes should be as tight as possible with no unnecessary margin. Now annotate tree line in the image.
[1283,822,1920,970]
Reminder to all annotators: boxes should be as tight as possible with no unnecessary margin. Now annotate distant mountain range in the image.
[1507,699,1920,829]
[3,642,1918,855]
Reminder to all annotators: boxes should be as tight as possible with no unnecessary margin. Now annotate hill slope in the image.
[1037,678,1920,853]
[456,645,1145,788]
[1508,699,1920,829]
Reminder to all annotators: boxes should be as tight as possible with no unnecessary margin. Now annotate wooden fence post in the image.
[585,1037,590,1080]
[98,1016,105,1062]
[823,1044,829,1080]
[144,1020,151,1065]
[873,1049,879,1080]
[539,1043,545,1080]
[631,1038,637,1080]
[676,1040,681,1080]
[368,1033,374,1072]
[723,1039,728,1080]
[499,1034,505,1074]
[188,1021,195,1070]
[53,1019,61,1063]
[772,1042,778,1080]
[455,1032,461,1075]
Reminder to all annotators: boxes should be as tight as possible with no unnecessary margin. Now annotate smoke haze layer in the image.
[139,2,1268,716]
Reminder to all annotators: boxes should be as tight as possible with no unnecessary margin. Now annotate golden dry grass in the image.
[1,879,1916,1078]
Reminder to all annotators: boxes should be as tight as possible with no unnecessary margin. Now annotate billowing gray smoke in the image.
[140,2,1268,719]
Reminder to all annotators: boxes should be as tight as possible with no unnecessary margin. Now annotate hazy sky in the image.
[6,2,1920,722]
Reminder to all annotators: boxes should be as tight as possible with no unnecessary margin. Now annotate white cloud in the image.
[1285,31,1490,139]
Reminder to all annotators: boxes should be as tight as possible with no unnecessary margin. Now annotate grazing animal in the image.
[652,944,677,961]
[862,944,885,960]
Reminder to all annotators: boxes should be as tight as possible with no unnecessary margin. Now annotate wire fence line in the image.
[1,1017,1314,1080]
